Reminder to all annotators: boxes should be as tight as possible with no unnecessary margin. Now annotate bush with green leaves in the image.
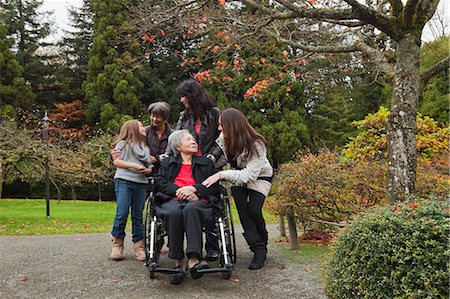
[325,199,449,299]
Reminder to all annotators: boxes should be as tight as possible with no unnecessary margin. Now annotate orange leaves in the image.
[194,69,212,83]
[142,33,155,43]
[218,0,226,5]
[408,203,420,209]
[243,78,274,99]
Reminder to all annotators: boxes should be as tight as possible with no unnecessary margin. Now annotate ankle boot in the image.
[111,236,124,260]
[242,232,266,270]
[248,248,266,270]
[133,239,146,261]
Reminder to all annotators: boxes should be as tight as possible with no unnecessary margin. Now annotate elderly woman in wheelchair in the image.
[153,129,221,284]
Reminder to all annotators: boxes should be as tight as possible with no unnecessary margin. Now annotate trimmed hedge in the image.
[325,199,449,299]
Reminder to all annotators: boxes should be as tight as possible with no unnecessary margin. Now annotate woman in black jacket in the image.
[155,130,220,284]
[174,79,224,259]
[175,79,223,162]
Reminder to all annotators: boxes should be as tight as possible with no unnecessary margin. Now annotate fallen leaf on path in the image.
[18,275,32,283]
[112,278,120,283]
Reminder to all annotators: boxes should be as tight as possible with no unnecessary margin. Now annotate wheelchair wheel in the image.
[144,196,152,264]
[224,196,237,264]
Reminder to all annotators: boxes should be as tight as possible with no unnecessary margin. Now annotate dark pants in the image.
[156,199,213,260]
[232,186,268,251]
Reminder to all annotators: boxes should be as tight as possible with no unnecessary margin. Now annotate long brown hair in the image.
[114,120,145,146]
[220,108,267,160]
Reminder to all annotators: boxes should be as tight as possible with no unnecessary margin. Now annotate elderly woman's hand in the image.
[176,185,197,200]
[202,172,221,188]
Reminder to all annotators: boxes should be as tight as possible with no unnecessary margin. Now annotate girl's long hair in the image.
[176,79,215,121]
[114,120,145,146]
[220,108,267,160]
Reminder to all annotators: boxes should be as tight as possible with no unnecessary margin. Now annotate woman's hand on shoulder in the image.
[202,172,221,188]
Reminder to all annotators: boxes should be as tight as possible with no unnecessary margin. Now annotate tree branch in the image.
[403,0,420,25]
[322,19,366,27]
[342,0,400,39]
[242,0,358,20]
[387,0,403,17]
[421,56,450,86]
[268,28,360,53]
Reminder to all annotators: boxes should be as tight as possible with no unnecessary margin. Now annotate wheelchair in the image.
[143,179,236,280]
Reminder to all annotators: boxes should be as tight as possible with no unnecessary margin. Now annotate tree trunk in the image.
[387,33,419,203]
[278,215,286,238]
[0,160,3,199]
[71,186,77,201]
[287,208,299,250]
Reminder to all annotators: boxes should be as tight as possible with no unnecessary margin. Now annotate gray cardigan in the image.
[216,134,273,196]
[113,141,150,184]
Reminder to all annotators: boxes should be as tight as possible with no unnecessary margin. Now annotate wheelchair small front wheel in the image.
[149,270,155,279]
[222,270,231,279]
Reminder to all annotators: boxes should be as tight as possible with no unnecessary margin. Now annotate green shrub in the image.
[325,199,449,299]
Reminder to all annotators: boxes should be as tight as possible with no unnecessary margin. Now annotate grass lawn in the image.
[0,198,277,236]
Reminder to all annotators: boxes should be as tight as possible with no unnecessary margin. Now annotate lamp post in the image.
[43,111,50,219]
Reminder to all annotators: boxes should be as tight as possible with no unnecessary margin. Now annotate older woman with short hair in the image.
[154,129,220,284]
[146,101,174,174]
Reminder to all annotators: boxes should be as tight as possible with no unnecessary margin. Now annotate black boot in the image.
[242,232,266,270]
[248,248,266,270]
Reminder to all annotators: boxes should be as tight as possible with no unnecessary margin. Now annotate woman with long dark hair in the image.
[173,79,223,260]
[202,108,273,270]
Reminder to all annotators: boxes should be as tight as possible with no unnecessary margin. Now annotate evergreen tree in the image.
[58,0,93,103]
[1,0,55,107]
[84,0,147,128]
[0,21,34,108]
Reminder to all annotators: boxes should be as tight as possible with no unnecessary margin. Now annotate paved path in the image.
[0,225,328,299]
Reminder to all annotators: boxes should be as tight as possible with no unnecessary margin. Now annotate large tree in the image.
[136,0,449,203]
[0,0,57,107]
[83,0,149,129]
[0,21,34,108]
[57,0,94,103]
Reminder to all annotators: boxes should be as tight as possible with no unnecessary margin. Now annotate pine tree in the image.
[0,20,34,108]
[58,0,93,102]
[1,0,55,107]
[83,0,147,128]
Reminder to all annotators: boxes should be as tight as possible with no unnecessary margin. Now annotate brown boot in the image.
[111,236,124,260]
[133,239,146,261]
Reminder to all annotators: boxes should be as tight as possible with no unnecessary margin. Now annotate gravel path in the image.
[0,225,328,299]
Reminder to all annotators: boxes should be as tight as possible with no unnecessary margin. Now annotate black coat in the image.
[176,107,223,160]
[154,155,222,211]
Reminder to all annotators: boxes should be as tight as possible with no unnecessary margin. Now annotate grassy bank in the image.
[0,198,276,236]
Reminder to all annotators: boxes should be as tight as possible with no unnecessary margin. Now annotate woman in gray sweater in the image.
[202,108,273,270]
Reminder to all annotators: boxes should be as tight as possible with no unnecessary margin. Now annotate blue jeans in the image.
[111,178,147,242]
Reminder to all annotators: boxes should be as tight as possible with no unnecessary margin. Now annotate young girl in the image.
[110,120,153,261]
[202,108,273,270]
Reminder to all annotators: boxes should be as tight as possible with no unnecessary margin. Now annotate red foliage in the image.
[299,230,334,245]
